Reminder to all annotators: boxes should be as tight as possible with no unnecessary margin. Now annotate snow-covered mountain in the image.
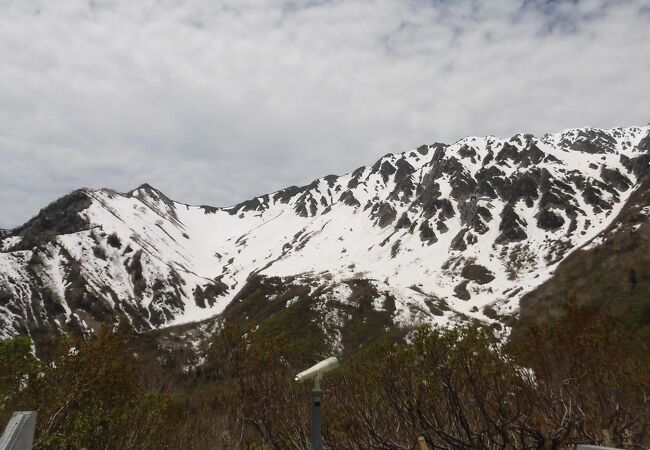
[1,125,649,347]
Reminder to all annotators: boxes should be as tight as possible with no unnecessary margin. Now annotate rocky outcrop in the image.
[4,190,92,252]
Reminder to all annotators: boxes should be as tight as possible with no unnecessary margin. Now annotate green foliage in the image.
[0,336,37,414]
[0,327,169,450]
[247,444,272,450]
[339,279,401,357]
[221,276,406,365]
[1,306,648,449]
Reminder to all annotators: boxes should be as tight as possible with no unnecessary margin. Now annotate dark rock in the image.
[450,229,468,251]
[538,190,570,210]
[448,168,477,200]
[567,170,587,191]
[378,160,396,182]
[458,145,477,161]
[496,204,527,244]
[473,217,490,235]
[8,190,92,251]
[564,129,617,154]
[28,249,44,266]
[232,197,263,214]
[419,221,437,244]
[348,166,366,189]
[128,183,181,223]
[477,206,492,222]
[370,203,397,228]
[482,151,494,166]
[475,165,504,194]
[461,264,495,285]
[126,250,146,298]
[510,174,539,203]
[582,185,611,211]
[601,167,632,191]
[496,142,519,162]
[421,194,455,220]
[323,174,338,187]
[519,143,545,167]
[537,209,565,230]
[509,135,523,146]
[107,233,121,249]
[395,212,412,229]
[543,153,563,164]
[454,280,471,300]
[295,196,319,217]
[148,270,186,325]
[390,240,400,258]
[389,158,416,201]
[483,305,500,320]
[620,153,650,178]
[272,185,305,205]
[638,131,650,151]
[431,144,447,161]
[63,249,115,322]
[193,278,228,308]
[200,205,218,214]
[92,245,107,260]
[339,191,361,207]
[553,179,575,194]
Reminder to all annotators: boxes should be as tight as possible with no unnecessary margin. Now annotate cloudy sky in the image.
[1,0,649,228]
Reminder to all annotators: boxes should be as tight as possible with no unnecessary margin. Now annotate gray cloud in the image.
[1,0,649,227]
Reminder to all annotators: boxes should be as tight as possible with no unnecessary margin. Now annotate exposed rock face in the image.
[339,190,361,207]
[454,281,471,300]
[1,125,649,342]
[418,221,437,244]
[461,264,495,285]
[536,209,565,230]
[496,204,528,244]
[371,203,397,228]
[6,190,92,252]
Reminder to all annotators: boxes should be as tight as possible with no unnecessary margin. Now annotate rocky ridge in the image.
[1,125,649,352]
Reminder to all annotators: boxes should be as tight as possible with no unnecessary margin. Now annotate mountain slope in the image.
[515,171,650,337]
[1,125,649,348]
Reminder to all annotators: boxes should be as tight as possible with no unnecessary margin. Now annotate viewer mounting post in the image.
[295,357,340,450]
[576,446,623,450]
[311,379,323,450]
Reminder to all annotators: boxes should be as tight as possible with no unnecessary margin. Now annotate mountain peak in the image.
[128,182,163,196]
[126,182,175,204]
[1,124,649,345]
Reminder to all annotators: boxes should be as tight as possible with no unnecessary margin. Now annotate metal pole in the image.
[311,377,323,450]
[577,446,622,450]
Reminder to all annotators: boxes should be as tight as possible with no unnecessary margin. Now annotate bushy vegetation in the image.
[1,307,649,449]
[0,326,169,449]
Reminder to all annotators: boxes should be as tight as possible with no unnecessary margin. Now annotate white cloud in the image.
[1,0,649,227]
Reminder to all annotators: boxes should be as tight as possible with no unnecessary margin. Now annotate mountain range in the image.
[1,125,649,353]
